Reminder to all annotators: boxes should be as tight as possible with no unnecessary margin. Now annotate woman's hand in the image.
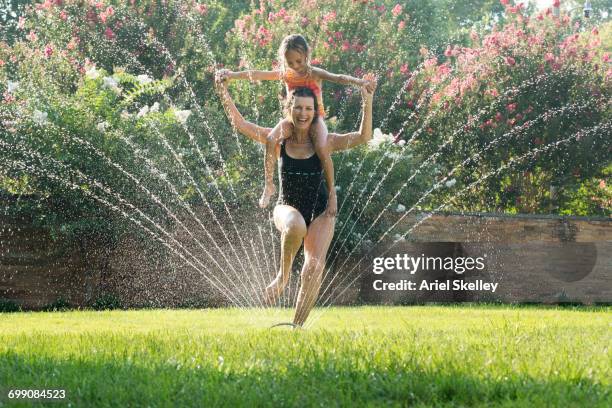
[362,78,377,103]
[361,73,377,94]
[215,69,232,83]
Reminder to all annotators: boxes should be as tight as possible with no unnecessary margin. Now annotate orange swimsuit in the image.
[283,70,326,118]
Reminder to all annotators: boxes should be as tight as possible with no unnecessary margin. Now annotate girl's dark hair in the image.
[278,34,311,73]
[283,87,319,123]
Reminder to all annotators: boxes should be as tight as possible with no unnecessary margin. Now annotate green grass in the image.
[0,305,610,407]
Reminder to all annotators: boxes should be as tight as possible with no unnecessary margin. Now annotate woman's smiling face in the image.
[290,96,315,130]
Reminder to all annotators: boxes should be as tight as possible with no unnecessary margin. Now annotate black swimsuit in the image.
[277,141,327,226]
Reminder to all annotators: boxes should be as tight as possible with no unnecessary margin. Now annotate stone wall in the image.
[1,213,610,309]
[357,214,611,305]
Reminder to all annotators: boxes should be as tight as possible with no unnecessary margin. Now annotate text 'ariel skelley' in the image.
[371,254,499,293]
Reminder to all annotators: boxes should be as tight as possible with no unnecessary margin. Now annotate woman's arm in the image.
[329,83,375,152]
[218,69,281,82]
[214,78,271,145]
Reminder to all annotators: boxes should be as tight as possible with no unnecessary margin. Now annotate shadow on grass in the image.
[1,352,609,407]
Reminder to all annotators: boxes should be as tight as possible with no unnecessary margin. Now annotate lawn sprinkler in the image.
[270,322,302,329]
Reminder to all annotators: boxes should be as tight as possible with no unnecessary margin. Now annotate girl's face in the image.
[285,49,307,74]
[290,96,315,130]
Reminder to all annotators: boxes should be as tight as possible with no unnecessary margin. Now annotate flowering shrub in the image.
[381,2,611,216]
[0,0,609,249]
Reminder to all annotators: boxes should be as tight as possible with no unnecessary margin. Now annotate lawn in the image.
[0,305,610,407]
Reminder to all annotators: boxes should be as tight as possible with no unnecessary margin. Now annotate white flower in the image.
[398,139,406,146]
[149,102,160,113]
[96,121,109,132]
[85,67,100,79]
[136,74,153,84]
[136,105,149,118]
[120,110,132,120]
[368,127,394,149]
[32,110,48,125]
[102,76,121,93]
[445,179,457,188]
[335,185,342,192]
[396,204,406,212]
[7,80,19,93]
[174,109,191,124]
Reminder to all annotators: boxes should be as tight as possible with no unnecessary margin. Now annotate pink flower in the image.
[591,27,599,36]
[506,103,517,113]
[104,27,115,40]
[495,112,503,122]
[301,17,310,27]
[196,4,207,15]
[354,67,364,77]
[444,45,452,57]
[536,14,544,21]
[311,58,321,65]
[400,63,409,75]
[323,11,336,23]
[424,57,437,68]
[407,100,414,109]
[398,20,405,30]
[500,0,509,5]
[27,30,38,42]
[470,30,479,41]
[334,31,343,40]
[553,0,560,7]
[44,44,54,58]
[545,52,555,62]
[599,180,606,189]
[603,53,610,63]
[341,41,350,51]
[0,59,4,67]
[60,10,67,20]
[505,56,516,66]
[17,16,25,30]
[392,4,402,17]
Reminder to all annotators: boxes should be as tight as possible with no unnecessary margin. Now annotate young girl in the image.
[217,34,375,218]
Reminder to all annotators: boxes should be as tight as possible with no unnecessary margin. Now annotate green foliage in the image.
[0,298,21,312]
[0,0,609,254]
[90,293,122,310]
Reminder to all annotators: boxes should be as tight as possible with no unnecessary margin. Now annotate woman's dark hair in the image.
[283,86,319,123]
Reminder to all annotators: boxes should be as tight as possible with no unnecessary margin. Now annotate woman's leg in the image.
[265,204,306,305]
[292,213,335,326]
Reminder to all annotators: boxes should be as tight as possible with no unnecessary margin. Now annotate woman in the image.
[215,74,375,326]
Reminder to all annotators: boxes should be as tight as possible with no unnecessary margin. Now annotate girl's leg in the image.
[292,212,335,326]
[259,119,293,208]
[265,204,306,305]
[312,118,337,216]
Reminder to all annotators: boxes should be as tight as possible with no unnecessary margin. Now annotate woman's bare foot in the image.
[259,183,276,208]
[264,274,288,305]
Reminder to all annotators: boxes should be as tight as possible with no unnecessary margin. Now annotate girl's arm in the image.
[329,83,375,152]
[218,69,281,82]
[214,78,271,145]
[312,67,373,90]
